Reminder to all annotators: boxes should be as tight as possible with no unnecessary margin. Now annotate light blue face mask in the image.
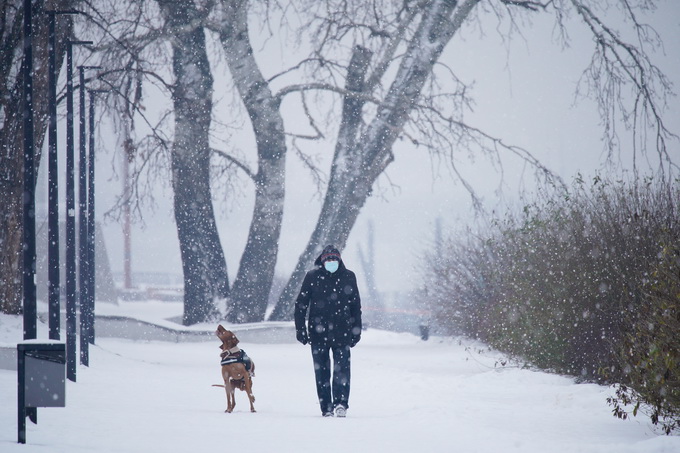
[324,260,339,273]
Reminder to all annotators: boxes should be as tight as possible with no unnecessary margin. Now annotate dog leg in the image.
[222,367,233,413]
[227,383,236,413]
[244,376,256,412]
[224,381,233,413]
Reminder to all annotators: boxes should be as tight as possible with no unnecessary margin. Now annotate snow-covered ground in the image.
[1,302,679,453]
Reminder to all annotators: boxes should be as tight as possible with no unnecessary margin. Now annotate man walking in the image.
[295,245,362,417]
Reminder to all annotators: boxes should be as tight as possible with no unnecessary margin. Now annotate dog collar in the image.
[223,346,240,356]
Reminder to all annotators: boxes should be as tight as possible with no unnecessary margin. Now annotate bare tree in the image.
[92,0,289,323]
[271,0,487,319]
[82,0,230,325]
[155,0,229,325]
[211,0,287,323]
[6,0,667,329]
[268,0,676,319]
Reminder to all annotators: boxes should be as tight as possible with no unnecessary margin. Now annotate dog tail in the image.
[212,384,226,388]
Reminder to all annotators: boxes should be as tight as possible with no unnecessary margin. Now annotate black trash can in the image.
[17,341,66,443]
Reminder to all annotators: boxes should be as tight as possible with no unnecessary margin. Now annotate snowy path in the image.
[1,329,678,452]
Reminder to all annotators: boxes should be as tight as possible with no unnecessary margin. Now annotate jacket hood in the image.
[314,245,344,267]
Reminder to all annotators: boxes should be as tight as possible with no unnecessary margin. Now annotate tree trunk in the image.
[270,44,373,320]
[271,0,481,320]
[157,0,229,325]
[216,0,287,323]
[0,0,73,314]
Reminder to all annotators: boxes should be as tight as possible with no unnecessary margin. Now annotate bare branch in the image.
[299,90,326,140]
[265,57,342,84]
[570,0,677,175]
[211,147,256,180]
[290,138,327,197]
[364,3,421,91]
[274,81,381,105]
[499,0,551,12]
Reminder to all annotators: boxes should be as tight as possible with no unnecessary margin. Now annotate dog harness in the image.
[220,349,253,372]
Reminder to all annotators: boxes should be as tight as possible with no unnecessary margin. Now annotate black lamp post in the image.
[65,39,92,382]
[47,9,79,341]
[47,10,58,341]
[78,66,101,366]
[87,89,109,348]
[22,0,36,341]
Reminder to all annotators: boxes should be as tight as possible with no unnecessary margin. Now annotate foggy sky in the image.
[36,2,680,296]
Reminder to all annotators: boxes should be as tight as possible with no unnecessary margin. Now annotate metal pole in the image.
[17,347,26,443]
[22,0,36,341]
[47,11,60,341]
[87,90,106,345]
[78,66,88,366]
[123,138,132,289]
[78,67,100,366]
[65,39,92,382]
[65,40,76,381]
[88,93,96,345]
[47,9,81,342]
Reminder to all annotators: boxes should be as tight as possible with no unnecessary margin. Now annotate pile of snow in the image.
[1,307,678,452]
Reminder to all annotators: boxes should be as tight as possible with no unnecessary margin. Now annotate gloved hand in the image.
[350,334,361,348]
[296,329,309,345]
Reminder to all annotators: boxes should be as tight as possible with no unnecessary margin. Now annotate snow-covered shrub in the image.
[421,176,679,388]
[608,233,680,434]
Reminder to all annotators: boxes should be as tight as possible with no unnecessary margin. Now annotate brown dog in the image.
[214,325,256,413]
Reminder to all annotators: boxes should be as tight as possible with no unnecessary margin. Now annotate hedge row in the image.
[420,176,679,433]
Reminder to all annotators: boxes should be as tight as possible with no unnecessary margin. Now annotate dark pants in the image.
[311,342,351,414]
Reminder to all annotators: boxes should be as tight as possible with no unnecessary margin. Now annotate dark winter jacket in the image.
[294,258,362,347]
